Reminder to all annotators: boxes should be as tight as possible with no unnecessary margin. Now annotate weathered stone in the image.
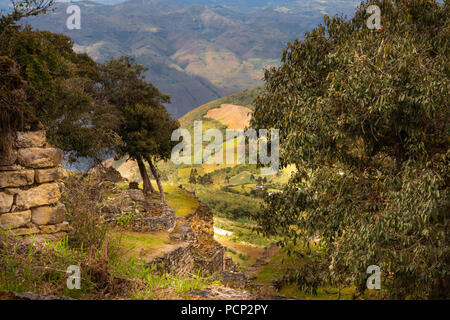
[0,210,31,229]
[39,222,69,234]
[17,148,63,168]
[0,164,25,171]
[169,221,194,242]
[138,204,176,232]
[15,183,61,210]
[124,189,146,202]
[29,232,67,242]
[225,256,239,272]
[220,271,248,289]
[10,226,40,236]
[31,203,66,225]
[35,167,63,184]
[0,149,17,166]
[0,192,14,213]
[15,131,46,148]
[2,188,20,196]
[0,169,34,188]
[147,243,194,276]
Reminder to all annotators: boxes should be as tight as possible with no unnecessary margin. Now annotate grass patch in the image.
[164,184,199,217]
[131,270,221,300]
[214,217,273,247]
[229,171,252,185]
[216,235,263,270]
[253,246,360,300]
[0,232,128,299]
[109,230,172,263]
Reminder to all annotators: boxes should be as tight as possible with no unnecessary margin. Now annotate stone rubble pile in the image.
[0,130,69,241]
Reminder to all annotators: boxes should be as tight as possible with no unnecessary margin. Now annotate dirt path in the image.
[245,243,280,277]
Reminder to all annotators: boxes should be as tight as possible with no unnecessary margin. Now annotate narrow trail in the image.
[245,243,280,278]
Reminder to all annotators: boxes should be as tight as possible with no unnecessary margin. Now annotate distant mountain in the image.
[9,0,361,117]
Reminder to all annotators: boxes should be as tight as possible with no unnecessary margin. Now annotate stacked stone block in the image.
[0,130,69,241]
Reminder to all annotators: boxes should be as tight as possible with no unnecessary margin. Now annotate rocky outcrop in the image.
[0,130,68,241]
[138,204,176,232]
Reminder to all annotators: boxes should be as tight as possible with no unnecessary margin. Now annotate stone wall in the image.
[138,203,175,232]
[220,271,248,289]
[187,203,239,274]
[147,243,195,276]
[102,188,176,232]
[0,130,68,241]
[147,200,240,277]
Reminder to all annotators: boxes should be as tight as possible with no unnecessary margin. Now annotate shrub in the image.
[61,173,111,250]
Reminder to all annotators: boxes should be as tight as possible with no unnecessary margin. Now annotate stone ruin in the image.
[0,130,69,241]
[102,188,176,232]
[147,200,244,286]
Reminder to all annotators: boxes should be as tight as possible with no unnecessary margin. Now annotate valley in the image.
[99,88,354,299]
[2,0,444,303]
[22,0,361,118]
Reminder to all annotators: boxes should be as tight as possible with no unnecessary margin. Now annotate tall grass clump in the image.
[61,173,111,249]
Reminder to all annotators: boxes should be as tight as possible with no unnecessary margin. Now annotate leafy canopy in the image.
[99,56,179,162]
[251,0,449,299]
[0,0,120,159]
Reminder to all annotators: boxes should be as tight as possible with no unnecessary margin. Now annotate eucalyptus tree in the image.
[251,0,449,299]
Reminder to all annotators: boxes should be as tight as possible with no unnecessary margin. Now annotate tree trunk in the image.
[136,155,155,195]
[146,156,165,203]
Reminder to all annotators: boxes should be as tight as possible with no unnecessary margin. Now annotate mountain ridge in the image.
[21,0,360,118]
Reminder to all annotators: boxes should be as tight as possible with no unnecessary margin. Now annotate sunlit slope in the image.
[179,86,262,128]
[111,86,262,180]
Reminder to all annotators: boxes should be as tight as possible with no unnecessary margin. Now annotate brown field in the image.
[204,104,253,130]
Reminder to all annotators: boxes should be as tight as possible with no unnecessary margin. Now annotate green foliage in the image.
[99,56,170,113]
[189,168,198,184]
[188,169,214,185]
[115,208,145,228]
[0,1,120,160]
[0,234,90,297]
[197,173,214,185]
[251,0,449,299]
[194,185,262,220]
[226,247,237,255]
[238,253,249,261]
[99,56,179,199]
